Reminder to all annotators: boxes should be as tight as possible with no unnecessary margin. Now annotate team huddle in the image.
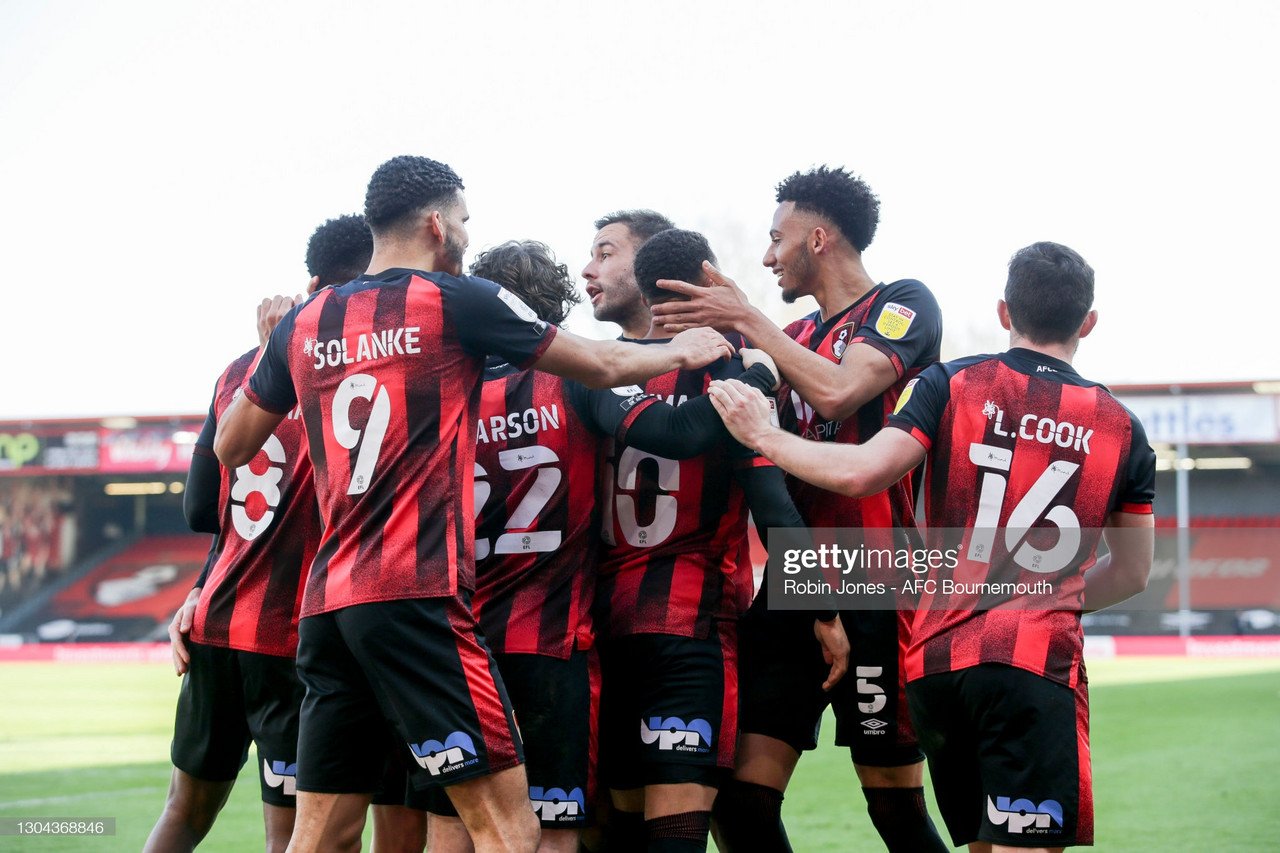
[146,156,1156,853]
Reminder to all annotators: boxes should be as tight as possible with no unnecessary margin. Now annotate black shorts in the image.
[597,625,737,790]
[171,640,304,807]
[739,602,921,767]
[295,596,523,795]
[907,663,1092,848]
[418,648,601,827]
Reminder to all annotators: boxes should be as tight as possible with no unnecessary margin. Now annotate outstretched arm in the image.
[710,378,924,497]
[616,363,777,459]
[651,263,902,420]
[534,326,735,389]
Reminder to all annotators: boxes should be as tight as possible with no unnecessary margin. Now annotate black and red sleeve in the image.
[885,362,952,451]
[849,279,943,377]
[1114,408,1156,515]
[446,275,559,368]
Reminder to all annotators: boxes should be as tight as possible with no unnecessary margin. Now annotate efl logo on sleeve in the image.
[893,377,919,415]
[875,303,916,340]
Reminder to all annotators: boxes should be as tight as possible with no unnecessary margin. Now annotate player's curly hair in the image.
[364,155,465,234]
[1005,242,1095,344]
[775,166,880,252]
[469,240,582,326]
[593,209,675,245]
[633,229,718,305]
[305,214,373,287]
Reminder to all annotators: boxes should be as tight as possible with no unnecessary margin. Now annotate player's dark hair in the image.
[305,214,373,287]
[469,240,582,326]
[364,155,465,234]
[633,229,718,305]
[775,166,880,252]
[593,209,675,245]
[1004,242,1095,344]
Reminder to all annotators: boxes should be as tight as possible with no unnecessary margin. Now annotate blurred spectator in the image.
[0,478,75,610]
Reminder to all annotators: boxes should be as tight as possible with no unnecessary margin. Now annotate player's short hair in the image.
[775,166,880,252]
[633,229,718,305]
[364,155,465,235]
[469,240,582,326]
[1004,242,1095,344]
[593,209,675,246]
[305,214,373,287]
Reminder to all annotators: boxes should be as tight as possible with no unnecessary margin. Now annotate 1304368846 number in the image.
[2,818,116,836]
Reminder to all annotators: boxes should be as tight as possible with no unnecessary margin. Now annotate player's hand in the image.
[741,348,781,391]
[256,294,303,347]
[814,614,850,691]
[169,586,202,676]
[708,378,776,451]
[652,262,755,333]
[670,326,736,369]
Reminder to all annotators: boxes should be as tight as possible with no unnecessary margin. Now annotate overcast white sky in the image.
[2,0,1277,419]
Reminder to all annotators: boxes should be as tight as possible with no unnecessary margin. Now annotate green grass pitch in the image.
[0,658,1277,850]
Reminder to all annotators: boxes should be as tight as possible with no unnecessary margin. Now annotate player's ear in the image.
[810,226,827,255]
[1077,309,1099,339]
[427,210,446,245]
[306,275,321,295]
[996,299,1012,331]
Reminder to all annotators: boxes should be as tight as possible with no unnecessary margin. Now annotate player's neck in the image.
[814,256,877,322]
[365,244,450,277]
[640,316,673,341]
[619,309,655,340]
[1009,334,1079,365]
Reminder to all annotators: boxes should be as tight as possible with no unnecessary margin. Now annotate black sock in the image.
[645,810,711,853]
[603,808,647,853]
[862,787,949,853]
[711,780,792,852]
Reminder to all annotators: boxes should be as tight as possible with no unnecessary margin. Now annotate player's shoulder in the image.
[783,309,822,337]
[216,345,263,388]
[873,278,940,312]
[943,352,1002,376]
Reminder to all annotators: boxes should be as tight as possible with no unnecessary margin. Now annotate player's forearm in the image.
[214,396,284,468]
[1082,553,1152,612]
[741,320,867,421]
[752,428,872,497]
[578,340,683,389]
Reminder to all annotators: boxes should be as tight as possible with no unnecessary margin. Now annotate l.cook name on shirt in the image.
[304,328,422,370]
[983,401,1093,454]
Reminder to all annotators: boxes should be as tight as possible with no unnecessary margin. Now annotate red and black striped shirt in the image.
[246,268,557,616]
[472,361,598,659]
[574,349,758,640]
[888,348,1156,687]
[778,280,942,574]
[191,348,321,657]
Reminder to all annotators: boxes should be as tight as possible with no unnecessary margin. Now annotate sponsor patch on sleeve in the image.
[874,302,916,340]
[496,286,542,325]
[892,377,919,415]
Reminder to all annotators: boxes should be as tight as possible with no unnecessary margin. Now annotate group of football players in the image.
[145,155,1156,853]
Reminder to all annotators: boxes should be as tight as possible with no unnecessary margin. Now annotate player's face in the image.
[581,223,644,324]
[440,195,470,276]
[764,201,817,304]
